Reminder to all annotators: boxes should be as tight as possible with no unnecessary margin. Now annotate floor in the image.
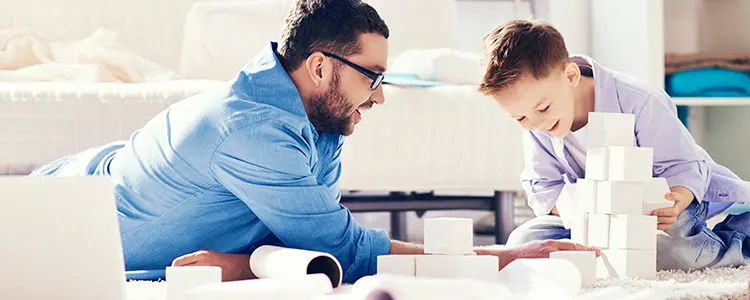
[125,265,750,299]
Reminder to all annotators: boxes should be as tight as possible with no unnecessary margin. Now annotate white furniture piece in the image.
[0,176,126,300]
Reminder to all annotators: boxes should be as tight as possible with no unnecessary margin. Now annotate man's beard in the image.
[307,74,357,135]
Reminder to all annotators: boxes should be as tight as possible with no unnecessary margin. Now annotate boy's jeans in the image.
[507,200,750,270]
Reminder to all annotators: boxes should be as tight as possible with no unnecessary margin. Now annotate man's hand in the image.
[475,240,601,270]
[172,250,256,281]
[651,186,694,231]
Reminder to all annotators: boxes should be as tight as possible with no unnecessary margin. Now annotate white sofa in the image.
[0,0,527,242]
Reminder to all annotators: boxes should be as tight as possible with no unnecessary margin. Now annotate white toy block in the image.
[585,147,609,180]
[586,112,635,149]
[496,258,581,299]
[549,251,597,287]
[609,214,657,250]
[597,181,645,214]
[570,212,589,246]
[555,183,577,229]
[377,255,417,276]
[167,266,222,300]
[576,179,598,213]
[587,214,610,248]
[643,178,673,214]
[423,218,473,255]
[597,249,656,280]
[608,146,654,182]
[415,255,498,282]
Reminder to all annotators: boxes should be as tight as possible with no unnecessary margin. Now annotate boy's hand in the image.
[651,186,694,231]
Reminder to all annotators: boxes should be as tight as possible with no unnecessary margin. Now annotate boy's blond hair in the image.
[478,20,570,95]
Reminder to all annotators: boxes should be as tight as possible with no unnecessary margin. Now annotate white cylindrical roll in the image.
[249,245,343,288]
[495,258,582,299]
[350,274,512,300]
[166,266,222,300]
[184,273,333,300]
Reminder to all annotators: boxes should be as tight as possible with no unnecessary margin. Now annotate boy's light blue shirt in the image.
[522,55,749,219]
[34,42,391,283]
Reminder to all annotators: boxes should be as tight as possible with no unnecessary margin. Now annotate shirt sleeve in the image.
[209,120,391,283]
[520,130,569,216]
[634,91,710,201]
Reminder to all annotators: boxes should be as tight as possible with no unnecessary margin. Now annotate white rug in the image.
[126,266,750,300]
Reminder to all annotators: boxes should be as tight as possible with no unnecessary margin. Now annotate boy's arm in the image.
[520,131,568,217]
[634,91,709,221]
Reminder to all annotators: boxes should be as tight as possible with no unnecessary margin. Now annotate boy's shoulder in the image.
[590,57,673,115]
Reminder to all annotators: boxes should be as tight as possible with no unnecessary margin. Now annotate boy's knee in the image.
[505,216,568,246]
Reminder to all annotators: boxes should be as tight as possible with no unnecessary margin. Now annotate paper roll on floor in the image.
[350,274,512,300]
[496,258,581,300]
[249,245,343,288]
[184,273,333,300]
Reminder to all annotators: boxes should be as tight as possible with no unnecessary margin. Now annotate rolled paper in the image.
[249,245,343,288]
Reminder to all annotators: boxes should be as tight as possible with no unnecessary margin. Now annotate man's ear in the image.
[305,52,327,88]
[564,62,581,87]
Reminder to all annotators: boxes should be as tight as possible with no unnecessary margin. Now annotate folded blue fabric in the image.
[382,73,448,87]
[666,68,750,97]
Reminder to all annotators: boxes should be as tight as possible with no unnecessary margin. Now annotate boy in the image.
[478,19,750,270]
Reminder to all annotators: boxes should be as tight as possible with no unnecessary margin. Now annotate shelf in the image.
[671,97,750,106]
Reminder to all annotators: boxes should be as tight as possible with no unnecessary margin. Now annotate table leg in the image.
[494,191,516,244]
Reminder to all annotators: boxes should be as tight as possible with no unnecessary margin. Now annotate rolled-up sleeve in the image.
[520,131,568,216]
[634,91,710,201]
[209,121,390,283]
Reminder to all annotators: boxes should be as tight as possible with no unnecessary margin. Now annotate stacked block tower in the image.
[376,217,498,282]
[557,112,672,280]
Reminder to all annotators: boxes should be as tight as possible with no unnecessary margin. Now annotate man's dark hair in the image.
[277,0,389,72]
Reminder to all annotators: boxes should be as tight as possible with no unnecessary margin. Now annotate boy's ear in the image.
[564,62,581,87]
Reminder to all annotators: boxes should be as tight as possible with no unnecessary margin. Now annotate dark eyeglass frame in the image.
[306,51,384,90]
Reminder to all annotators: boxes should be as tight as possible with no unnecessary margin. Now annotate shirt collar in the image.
[233,41,310,120]
[571,54,623,114]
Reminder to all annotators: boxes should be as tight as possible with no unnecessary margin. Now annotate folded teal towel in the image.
[667,68,750,97]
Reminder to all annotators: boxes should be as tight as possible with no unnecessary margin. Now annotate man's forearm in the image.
[389,240,515,270]
[388,240,425,254]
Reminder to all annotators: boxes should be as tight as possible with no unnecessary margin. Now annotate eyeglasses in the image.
[306,51,384,90]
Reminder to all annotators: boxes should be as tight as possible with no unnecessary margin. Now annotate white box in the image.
[576,179,598,213]
[643,178,673,214]
[609,214,657,250]
[587,214,611,248]
[423,218,474,255]
[597,249,656,280]
[549,251,597,287]
[597,181,645,214]
[585,147,609,180]
[586,112,635,149]
[556,183,577,229]
[415,255,498,282]
[166,266,222,300]
[377,255,417,276]
[608,146,654,182]
[570,212,589,246]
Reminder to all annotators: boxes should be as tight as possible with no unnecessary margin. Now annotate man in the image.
[31,0,597,283]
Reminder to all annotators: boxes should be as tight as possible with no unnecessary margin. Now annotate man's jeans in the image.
[506,200,750,270]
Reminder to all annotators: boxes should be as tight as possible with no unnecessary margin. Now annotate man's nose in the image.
[371,85,385,105]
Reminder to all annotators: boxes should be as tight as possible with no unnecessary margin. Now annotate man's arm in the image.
[208,122,390,283]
